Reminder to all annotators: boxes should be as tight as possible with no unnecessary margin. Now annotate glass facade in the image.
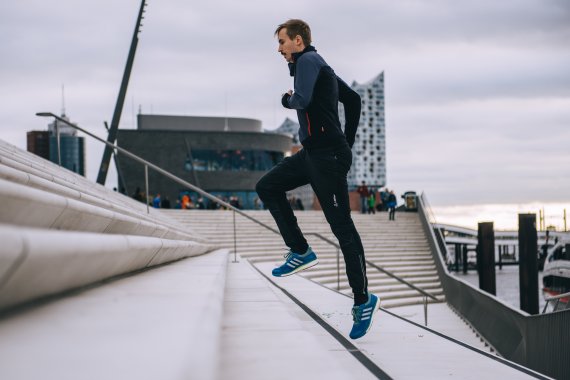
[178,190,261,210]
[340,72,386,188]
[49,135,85,176]
[185,149,283,172]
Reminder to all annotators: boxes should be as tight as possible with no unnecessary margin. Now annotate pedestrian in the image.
[256,19,379,340]
[132,186,143,203]
[387,189,397,221]
[161,196,171,209]
[375,188,383,212]
[368,192,376,215]
[254,196,262,210]
[181,194,192,209]
[296,197,305,211]
[152,193,161,208]
[356,181,370,214]
[379,188,388,211]
[289,196,297,210]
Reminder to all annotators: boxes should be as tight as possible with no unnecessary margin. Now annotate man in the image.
[256,19,379,340]
[356,181,370,214]
[387,189,397,221]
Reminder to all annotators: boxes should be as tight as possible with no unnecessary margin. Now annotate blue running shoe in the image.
[272,247,318,277]
[349,293,380,340]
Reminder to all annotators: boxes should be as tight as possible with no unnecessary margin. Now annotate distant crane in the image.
[97,0,147,186]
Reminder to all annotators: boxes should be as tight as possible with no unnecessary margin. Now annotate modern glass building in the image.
[27,114,85,176]
[116,114,292,209]
[340,72,386,189]
[48,135,85,176]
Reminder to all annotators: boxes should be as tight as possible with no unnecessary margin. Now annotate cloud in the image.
[0,0,568,211]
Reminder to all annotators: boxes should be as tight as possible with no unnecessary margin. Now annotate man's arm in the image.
[282,56,321,110]
[337,77,361,148]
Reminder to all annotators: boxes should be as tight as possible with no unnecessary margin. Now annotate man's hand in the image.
[281,90,293,109]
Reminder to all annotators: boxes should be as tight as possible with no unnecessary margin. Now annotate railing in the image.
[37,111,439,323]
[542,291,570,314]
[418,192,570,379]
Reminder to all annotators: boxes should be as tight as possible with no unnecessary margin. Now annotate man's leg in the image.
[256,150,309,253]
[306,146,368,305]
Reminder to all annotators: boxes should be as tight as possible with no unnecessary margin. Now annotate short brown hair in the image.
[275,19,312,47]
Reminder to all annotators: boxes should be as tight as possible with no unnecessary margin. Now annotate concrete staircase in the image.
[163,209,446,308]
[0,139,213,310]
[0,139,544,380]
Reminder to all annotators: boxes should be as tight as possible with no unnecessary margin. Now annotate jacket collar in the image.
[288,45,316,76]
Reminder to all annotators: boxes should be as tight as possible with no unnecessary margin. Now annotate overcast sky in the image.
[1,0,569,215]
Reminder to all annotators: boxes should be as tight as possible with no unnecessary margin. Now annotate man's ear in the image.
[295,35,303,46]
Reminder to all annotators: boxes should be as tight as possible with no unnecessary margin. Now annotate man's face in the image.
[277,28,303,63]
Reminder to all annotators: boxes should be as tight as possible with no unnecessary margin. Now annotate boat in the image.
[542,238,570,309]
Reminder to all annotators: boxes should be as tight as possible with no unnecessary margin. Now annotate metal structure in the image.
[96,0,147,185]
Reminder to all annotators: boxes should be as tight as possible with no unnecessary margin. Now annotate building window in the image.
[186,149,284,172]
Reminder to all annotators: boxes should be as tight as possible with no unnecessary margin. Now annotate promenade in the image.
[0,139,562,379]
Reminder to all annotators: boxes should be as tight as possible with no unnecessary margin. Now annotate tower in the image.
[341,72,386,188]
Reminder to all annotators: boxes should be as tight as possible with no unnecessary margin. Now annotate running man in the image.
[255,19,379,339]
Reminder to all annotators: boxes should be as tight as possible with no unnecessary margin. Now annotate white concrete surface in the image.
[164,209,446,308]
[389,303,493,353]
[219,256,376,380]
[0,224,211,310]
[0,249,229,380]
[0,174,199,242]
[0,141,206,242]
[255,262,547,379]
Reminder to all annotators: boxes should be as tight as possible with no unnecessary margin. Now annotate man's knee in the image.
[255,176,271,200]
[330,222,358,246]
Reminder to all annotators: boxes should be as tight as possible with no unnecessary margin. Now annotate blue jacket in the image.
[282,46,361,149]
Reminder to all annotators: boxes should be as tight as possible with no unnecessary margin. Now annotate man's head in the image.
[275,19,311,63]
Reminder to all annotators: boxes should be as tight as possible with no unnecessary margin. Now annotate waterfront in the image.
[432,202,569,231]
[452,266,547,312]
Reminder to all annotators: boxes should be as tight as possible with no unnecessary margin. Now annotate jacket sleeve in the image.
[337,76,361,148]
[287,56,321,110]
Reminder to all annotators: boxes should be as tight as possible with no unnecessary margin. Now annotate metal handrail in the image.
[36,111,438,304]
[542,291,570,314]
[421,192,450,262]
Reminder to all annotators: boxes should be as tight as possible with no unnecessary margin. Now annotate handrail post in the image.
[424,296,428,326]
[144,164,149,214]
[232,209,238,263]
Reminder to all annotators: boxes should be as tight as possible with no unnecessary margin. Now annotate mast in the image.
[96,0,147,185]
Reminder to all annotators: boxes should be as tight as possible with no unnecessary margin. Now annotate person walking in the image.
[387,189,397,221]
[356,181,370,214]
[368,192,376,215]
[256,19,379,340]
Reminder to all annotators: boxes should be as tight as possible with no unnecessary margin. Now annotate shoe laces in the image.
[351,305,363,323]
[283,250,294,261]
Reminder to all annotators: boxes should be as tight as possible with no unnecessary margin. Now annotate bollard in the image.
[498,245,503,270]
[518,214,539,315]
[477,222,496,295]
[462,245,468,274]
[454,243,461,272]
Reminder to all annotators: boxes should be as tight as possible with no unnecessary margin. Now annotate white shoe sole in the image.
[275,259,318,277]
